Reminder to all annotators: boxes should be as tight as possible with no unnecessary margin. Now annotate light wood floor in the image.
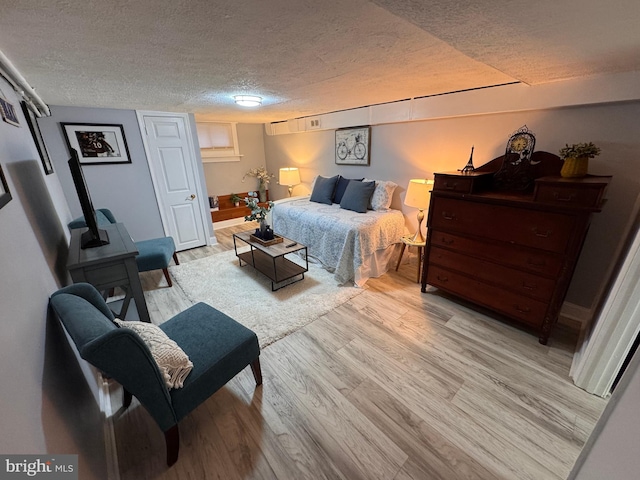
[115,223,607,480]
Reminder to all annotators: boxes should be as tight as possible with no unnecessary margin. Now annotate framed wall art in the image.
[0,163,12,209]
[21,102,53,175]
[0,97,20,127]
[62,123,131,165]
[335,126,371,166]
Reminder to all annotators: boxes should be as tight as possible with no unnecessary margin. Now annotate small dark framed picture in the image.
[335,126,371,166]
[21,102,53,175]
[0,163,12,210]
[0,97,20,127]
[62,123,131,165]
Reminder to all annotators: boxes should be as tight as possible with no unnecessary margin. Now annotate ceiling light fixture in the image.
[234,95,262,107]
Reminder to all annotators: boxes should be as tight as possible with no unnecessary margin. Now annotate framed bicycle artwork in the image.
[335,126,371,165]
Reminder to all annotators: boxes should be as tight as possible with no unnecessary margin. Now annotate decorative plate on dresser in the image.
[421,151,611,344]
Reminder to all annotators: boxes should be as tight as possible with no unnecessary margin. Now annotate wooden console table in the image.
[67,222,151,323]
[211,191,270,223]
[421,152,610,344]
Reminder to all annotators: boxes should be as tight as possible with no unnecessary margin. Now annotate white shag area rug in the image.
[169,249,364,348]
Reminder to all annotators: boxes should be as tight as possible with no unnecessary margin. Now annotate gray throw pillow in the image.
[333,176,364,204]
[340,180,376,213]
[310,175,339,205]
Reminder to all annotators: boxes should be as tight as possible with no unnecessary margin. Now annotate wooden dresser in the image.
[421,152,610,344]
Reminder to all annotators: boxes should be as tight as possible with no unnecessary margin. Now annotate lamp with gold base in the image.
[279,167,301,197]
[404,179,434,243]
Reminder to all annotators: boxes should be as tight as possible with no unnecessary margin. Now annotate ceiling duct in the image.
[0,49,50,117]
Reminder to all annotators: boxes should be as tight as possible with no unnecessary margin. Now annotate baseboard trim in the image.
[560,301,592,326]
[99,374,120,480]
[213,217,247,229]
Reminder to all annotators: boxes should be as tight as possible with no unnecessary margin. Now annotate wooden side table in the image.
[395,234,426,283]
[67,222,151,323]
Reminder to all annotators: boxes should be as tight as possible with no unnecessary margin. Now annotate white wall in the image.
[201,123,269,198]
[38,105,166,242]
[263,101,640,311]
[569,345,640,479]
[0,80,106,478]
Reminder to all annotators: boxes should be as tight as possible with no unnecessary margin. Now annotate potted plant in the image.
[242,166,275,202]
[230,193,243,207]
[559,142,601,178]
[243,192,275,239]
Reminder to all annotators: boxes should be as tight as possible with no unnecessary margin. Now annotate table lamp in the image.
[279,167,301,197]
[404,179,434,243]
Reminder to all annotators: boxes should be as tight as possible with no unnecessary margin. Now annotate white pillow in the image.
[364,178,397,211]
[114,319,193,389]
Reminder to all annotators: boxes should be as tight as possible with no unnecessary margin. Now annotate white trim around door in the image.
[136,111,210,251]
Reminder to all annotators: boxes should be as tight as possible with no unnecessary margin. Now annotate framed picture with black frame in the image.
[21,101,53,175]
[62,123,131,165]
[0,163,12,209]
[335,126,371,166]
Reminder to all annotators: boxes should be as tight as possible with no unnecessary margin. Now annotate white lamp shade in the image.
[279,167,301,186]
[404,179,434,209]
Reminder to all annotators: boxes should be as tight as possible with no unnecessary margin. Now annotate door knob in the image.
[186,194,196,201]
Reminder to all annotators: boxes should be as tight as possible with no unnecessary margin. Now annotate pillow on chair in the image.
[114,319,193,389]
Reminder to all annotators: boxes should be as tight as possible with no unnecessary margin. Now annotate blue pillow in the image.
[310,175,339,205]
[333,177,364,204]
[340,181,376,213]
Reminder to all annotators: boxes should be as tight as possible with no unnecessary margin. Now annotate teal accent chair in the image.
[49,283,262,466]
[68,208,180,287]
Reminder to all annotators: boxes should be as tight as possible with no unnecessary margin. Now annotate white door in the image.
[138,112,208,251]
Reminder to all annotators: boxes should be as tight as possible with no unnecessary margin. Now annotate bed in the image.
[271,196,406,286]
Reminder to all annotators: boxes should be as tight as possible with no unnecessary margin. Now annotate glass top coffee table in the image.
[232,230,308,291]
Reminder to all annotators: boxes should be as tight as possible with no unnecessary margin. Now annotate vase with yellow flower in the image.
[559,142,601,178]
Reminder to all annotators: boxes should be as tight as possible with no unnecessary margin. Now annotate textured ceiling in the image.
[0,0,638,123]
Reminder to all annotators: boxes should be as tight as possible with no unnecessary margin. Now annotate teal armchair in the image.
[68,208,180,287]
[49,283,262,466]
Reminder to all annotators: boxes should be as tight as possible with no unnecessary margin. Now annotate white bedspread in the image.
[271,197,405,286]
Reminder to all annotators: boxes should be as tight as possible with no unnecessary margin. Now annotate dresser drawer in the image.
[433,172,492,194]
[434,175,474,193]
[534,183,603,208]
[430,197,575,253]
[427,265,547,327]
[429,230,564,277]
[429,246,556,302]
[534,176,611,209]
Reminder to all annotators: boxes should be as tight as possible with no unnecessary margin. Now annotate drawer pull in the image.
[442,212,457,221]
[514,305,531,314]
[527,258,546,267]
[444,182,458,190]
[533,228,551,238]
[436,275,449,283]
[441,237,454,245]
[522,282,537,290]
[553,192,576,202]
